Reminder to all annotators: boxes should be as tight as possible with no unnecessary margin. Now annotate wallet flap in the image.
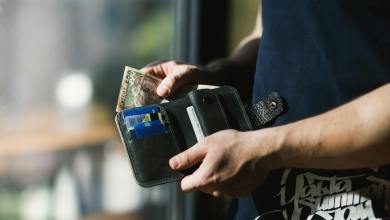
[215,86,253,131]
[188,89,231,136]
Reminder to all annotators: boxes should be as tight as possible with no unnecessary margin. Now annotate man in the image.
[142,1,390,219]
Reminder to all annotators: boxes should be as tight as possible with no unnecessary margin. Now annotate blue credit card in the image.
[122,105,166,139]
[132,119,166,139]
[122,105,162,130]
[122,105,160,117]
[123,112,162,130]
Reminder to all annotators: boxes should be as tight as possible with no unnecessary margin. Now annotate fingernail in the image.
[140,67,150,73]
[169,157,178,169]
[212,191,221,197]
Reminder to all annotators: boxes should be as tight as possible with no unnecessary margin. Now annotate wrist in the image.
[271,125,295,169]
[248,127,289,170]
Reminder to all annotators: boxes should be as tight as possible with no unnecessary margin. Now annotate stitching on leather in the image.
[115,114,141,184]
[118,112,143,185]
[140,174,184,187]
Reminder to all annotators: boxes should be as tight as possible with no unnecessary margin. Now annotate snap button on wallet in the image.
[115,86,286,187]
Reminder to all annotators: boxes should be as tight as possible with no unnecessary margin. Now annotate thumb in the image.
[180,169,203,192]
[169,143,207,170]
[156,74,181,97]
[156,64,195,97]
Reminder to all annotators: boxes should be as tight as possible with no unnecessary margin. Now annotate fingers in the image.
[141,60,178,78]
[180,151,216,192]
[176,145,229,196]
[141,62,175,97]
[143,60,169,68]
[169,142,207,170]
[156,74,176,97]
[212,191,222,197]
[142,61,196,97]
[141,62,176,97]
[181,169,204,192]
[141,63,166,79]
[180,168,222,196]
[156,65,194,97]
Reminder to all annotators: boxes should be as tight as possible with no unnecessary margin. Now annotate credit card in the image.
[132,119,166,139]
[186,106,204,141]
[122,105,160,117]
[124,112,162,130]
[122,106,162,131]
[122,105,166,139]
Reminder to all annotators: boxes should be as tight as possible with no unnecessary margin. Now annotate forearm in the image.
[264,83,390,170]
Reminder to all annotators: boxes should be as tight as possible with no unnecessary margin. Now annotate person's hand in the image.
[141,60,203,98]
[169,129,282,197]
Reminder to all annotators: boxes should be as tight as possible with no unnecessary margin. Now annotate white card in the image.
[186,106,205,142]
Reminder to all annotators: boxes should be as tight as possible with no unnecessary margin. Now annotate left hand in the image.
[169,129,281,197]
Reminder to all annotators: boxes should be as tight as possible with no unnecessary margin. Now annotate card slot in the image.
[126,133,183,186]
[117,105,185,187]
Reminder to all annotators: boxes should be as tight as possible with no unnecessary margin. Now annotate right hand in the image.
[141,60,203,98]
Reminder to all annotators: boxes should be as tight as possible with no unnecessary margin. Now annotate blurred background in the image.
[0,0,257,219]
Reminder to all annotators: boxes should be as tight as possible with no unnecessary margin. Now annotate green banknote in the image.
[116,66,162,112]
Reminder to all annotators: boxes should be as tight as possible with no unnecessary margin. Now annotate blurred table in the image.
[0,104,118,157]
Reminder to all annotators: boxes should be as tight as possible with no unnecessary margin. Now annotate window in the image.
[229,0,259,52]
[0,0,175,219]
[0,0,257,219]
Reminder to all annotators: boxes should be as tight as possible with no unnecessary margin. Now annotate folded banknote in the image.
[116,66,162,112]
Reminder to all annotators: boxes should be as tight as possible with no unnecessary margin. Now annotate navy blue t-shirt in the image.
[233,0,390,219]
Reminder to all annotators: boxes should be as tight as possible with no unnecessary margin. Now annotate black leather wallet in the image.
[115,86,285,187]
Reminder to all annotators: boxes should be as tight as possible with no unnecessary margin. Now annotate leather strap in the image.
[246,92,285,129]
